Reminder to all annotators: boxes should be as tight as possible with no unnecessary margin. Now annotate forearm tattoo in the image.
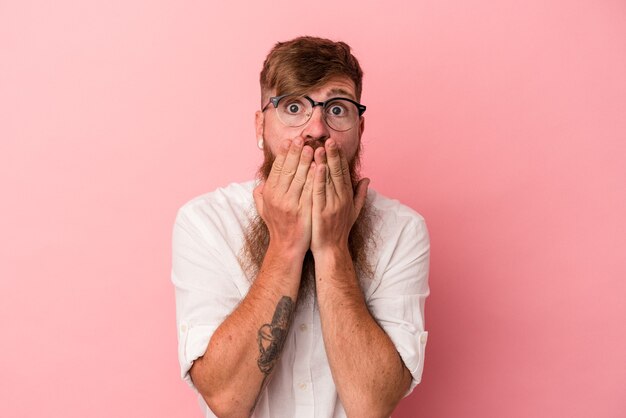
[251,296,294,413]
[257,296,294,374]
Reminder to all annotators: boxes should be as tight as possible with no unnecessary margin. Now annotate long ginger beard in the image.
[238,140,376,307]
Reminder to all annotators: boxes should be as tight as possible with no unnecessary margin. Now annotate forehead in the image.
[270,77,357,101]
[306,77,357,100]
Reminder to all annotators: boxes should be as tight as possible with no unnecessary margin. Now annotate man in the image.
[172,36,430,418]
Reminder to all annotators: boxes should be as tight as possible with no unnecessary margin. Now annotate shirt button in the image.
[298,382,307,391]
[180,324,188,333]
[299,324,308,332]
[420,333,428,344]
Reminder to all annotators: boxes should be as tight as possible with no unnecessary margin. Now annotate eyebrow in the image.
[326,88,356,100]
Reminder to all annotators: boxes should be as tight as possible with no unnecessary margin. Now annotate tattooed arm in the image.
[189,247,299,417]
[189,138,314,417]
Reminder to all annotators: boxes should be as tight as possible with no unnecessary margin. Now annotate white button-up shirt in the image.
[172,181,430,417]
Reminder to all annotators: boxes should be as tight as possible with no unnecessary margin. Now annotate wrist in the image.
[311,243,350,263]
[312,244,364,304]
[254,242,307,294]
[265,241,308,265]
[312,245,355,285]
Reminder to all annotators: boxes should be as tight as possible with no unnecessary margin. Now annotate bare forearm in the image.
[190,246,302,417]
[315,247,411,418]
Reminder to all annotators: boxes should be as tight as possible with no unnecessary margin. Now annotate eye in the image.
[327,102,348,117]
[280,98,307,115]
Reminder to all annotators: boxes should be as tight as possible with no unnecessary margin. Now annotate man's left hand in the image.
[310,139,369,256]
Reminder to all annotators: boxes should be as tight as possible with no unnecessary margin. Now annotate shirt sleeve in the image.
[171,206,243,390]
[366,217,430,396]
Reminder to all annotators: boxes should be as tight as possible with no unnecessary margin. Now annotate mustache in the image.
[303,139,325,151]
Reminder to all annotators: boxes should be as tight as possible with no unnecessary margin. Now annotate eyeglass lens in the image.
[275,96,359,131]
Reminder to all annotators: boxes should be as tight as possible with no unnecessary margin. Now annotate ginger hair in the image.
[259,36,364,106]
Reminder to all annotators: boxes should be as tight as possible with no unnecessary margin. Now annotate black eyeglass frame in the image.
[261,94,367,117]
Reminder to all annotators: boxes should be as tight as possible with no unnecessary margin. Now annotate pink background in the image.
[2,1,625,417]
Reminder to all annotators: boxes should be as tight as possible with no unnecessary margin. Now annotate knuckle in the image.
[279,201,296,214]
[271,163,284,174]
[290,144,302,154]
[292,175,305,185]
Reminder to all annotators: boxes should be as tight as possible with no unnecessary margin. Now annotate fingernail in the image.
[327,139,336,149]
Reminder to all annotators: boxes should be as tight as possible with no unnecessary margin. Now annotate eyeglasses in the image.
[261,94,366,132]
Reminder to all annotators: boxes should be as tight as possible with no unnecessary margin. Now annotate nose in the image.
[301,106,330,142]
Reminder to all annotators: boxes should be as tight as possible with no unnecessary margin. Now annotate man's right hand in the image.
[253,137,316,259]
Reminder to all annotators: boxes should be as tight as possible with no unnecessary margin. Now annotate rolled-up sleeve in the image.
[171,207,242,389]
[367,218,430,395]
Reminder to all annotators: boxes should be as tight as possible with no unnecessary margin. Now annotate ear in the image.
[359,116,365,138]
[255,110,265,150]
